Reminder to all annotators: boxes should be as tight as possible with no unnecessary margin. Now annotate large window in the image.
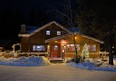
[46,30,50,35]
[33,45,45,51]
[88,45,96,51]
[66,44,80,51]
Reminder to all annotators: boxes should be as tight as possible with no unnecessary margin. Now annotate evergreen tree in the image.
[77,0,116,65]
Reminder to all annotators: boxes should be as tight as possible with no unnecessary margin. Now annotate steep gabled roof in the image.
[30,21,71,36]
[45,32,104,44]
[18,21,71,37]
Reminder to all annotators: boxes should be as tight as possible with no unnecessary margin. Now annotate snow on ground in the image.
[0,55,50,66]
[0,55,116,72]
[67,59,116,72]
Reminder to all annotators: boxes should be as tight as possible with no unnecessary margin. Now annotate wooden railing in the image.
[19,52,48,56]
[0,52,49,58]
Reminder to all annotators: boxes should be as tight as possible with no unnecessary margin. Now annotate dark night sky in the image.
[0,0,63,40]
[0,0,116,51]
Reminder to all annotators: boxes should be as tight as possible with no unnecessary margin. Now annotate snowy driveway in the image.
[0,63,116,81]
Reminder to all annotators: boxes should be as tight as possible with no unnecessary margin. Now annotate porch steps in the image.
[49,58,64,63]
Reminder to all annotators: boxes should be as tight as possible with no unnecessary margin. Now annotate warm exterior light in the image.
[47,45,50,49]
[72,34,77,40]
[64,45,66,49]
[61,40,67,44]
[55,41,58,43]
[67,44,70,47]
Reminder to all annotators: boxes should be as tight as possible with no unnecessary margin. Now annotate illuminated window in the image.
[46,30,50,35]
[57,31,61,35]
[88,45,96,51]
[33,45,45,51]
[54,45,58,50]
[66,44,80,51]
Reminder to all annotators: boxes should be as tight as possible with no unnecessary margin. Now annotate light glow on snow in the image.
[67,61,116,72]
[0,56,50,66]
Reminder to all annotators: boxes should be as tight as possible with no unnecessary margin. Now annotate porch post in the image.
[28,37,31,52]
[73,33,78,59]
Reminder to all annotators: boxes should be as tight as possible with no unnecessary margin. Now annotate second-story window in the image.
[57,31,61,35]
[46,30,50,35]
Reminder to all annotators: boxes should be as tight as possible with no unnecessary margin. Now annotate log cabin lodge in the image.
[18,21,104,60]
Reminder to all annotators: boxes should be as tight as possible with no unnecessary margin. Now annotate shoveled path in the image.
[0,63,116,81]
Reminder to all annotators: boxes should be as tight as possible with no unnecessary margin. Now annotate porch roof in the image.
[45,32,104,44]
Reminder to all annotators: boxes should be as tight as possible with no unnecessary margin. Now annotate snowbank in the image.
[67,61,116,72]
[0,56,50,66]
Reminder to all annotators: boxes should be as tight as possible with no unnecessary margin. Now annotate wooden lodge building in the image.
[18,21,104,59]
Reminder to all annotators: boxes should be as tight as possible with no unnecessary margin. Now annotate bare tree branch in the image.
[48,5,72,21]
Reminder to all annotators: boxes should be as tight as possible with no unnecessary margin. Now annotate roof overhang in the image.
[45,32,104,44]
[80,33,104,44]
[0,47,4,49]
[18,34,30,37]
[45,33,71,43]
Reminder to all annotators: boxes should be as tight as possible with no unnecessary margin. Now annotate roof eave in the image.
[80,34,104,44]
[45,32,104,44]
[18,34,30,37]
[45,33,71,43]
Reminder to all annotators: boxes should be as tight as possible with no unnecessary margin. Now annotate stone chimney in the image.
[20,24,26,34]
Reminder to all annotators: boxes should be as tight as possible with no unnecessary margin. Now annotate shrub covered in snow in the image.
[0,56,50,66]
[67,61,116,72]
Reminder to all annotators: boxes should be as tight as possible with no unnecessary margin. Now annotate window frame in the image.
[46,30,50,35]
[33,45,45,51]
[57,31,61,35]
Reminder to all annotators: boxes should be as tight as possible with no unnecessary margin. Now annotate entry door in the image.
[52,44,61,58]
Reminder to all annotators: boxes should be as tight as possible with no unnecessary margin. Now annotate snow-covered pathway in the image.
[0,63,116,81]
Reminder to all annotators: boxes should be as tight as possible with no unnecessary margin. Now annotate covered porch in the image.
[45,33,103,60]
